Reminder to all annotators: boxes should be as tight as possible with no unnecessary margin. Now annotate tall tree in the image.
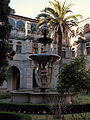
[0,0,11,85]
[48,56,90,119]
[37,0,82,65]
[57,56,90,94]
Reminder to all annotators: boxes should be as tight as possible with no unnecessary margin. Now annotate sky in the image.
[10,0,90,20]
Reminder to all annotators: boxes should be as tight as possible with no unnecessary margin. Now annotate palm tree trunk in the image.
[57,25,63,67]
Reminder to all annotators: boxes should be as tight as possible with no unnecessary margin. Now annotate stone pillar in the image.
[26,66,33,89]
[20,60,33,89]
[20,67,25,89]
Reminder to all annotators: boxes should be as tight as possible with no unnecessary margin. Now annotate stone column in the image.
[21,60,33,89]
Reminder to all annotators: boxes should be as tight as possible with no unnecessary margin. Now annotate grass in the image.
[64,113,90,120]
[0,92,11,103]
[0,92,11,99]
[77,94,90,104]
[31,113,90,120]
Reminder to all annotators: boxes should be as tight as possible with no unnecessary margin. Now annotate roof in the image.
[9,14,38,23]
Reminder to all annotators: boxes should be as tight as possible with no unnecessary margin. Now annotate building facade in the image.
[0,14,40,91]
[1,13,90,92]
[70,17,90,68]
[0,13,59,91]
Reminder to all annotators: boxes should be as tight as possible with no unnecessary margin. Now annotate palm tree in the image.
[37,0,82,65]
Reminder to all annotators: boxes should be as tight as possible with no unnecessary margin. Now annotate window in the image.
[31,24,36,32]
[17,41,22,44]
[16,42,22,54]
[86,47,90,55]
[16,21,25,31]
[16,45,22,54]
[8,18,15,28]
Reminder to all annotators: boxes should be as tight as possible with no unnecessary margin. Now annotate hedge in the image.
[63,104,90,114]
[0,103,90,114]
[0,103,51,114]
[0,93,11,99]
[0,112,32,120]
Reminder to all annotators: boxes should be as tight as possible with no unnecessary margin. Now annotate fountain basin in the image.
[11,90,74,104]
[29,54,60,67]
[29,54,60,90]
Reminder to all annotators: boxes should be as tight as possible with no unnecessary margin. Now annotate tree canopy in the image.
[57,56,90,94]
[0,0,11,85]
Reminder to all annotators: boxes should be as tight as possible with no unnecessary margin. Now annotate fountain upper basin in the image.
[29,54,60,66]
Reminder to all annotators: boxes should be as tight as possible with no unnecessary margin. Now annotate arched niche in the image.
[16,21,25,31]
[7,66,20,90]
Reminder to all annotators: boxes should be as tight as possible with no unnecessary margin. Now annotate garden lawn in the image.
[31,113,90,120]
[78,94,90,104]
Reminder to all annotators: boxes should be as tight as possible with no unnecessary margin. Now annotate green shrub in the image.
[0,112,32,120]
[0,103,90,115]
[0,93,11,99]
[63,104,90,114]
[0,103,51,114]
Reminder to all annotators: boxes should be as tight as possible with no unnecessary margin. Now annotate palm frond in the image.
[36,0,82,43]
[65,3,74,10]
[36,18,44,27]
[37,13,47,18]
[41,7,55,15]
[64,14,82,21]
[62,0,66,12]
[61,3,73,18]
[66,20,78,26]
[53,0,61,15]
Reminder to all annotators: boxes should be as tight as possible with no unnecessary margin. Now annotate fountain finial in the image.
[37,8,53,45]
[42,8,49,37]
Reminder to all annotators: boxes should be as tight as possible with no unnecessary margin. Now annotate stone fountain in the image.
[29,18,60,92]
[11,19,73,104]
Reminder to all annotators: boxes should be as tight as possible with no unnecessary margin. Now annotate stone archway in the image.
[7,66,20,91]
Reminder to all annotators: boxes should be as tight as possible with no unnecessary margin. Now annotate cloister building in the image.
[0,12,90,92]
